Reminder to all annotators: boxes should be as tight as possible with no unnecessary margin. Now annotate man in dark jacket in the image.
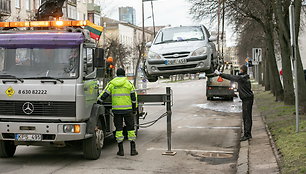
[215,65,254,141]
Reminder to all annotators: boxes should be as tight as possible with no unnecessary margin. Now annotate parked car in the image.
[143,25,218,82]
[206,76,235,101]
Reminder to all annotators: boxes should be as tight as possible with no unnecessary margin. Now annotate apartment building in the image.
[101,17,154,74]
[0,0,100,25]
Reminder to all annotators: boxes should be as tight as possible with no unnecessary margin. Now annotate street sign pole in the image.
[289,2,299,133]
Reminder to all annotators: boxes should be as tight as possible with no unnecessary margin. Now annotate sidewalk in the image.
[237,103,279,174]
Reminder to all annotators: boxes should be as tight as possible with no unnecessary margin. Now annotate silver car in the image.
[144,25,218,82]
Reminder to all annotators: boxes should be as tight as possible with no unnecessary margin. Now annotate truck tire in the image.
[0,140,16,158]
[83,120,104,160]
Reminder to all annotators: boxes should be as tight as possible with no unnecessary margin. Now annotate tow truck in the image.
[0,0,144,160]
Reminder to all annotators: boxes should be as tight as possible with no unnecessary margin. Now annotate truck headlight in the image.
[148,51,161,59]
[63,124,81,133]
[191,47,208,56]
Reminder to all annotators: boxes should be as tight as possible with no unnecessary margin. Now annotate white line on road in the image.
[177,126,241,129]
[147,147,234,154]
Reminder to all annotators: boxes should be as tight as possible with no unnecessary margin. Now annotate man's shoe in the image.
[130,141,138,156]
[117,142,124,156]
[240,136,251,141]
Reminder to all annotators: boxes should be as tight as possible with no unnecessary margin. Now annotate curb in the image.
[261,113,282,173]
[236,140,249,174]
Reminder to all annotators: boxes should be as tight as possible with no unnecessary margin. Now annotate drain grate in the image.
[198,152,233,158]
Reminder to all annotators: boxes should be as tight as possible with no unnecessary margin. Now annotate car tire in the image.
[0,140,16,158]
[147,76,158,82]
[207,97,213,101]
[83,119,104,160]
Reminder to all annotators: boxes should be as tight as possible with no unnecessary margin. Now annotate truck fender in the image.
[86,104,106,134]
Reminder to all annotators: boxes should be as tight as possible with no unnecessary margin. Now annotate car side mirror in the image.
[209,36,217,42]
[146,42,152,48]
[94,48,105,68]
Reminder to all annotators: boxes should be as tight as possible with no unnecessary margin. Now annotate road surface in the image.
[0,79,242,174]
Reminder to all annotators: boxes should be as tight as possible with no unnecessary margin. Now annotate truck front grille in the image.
[162,52,190,59]
[0,101,76,117]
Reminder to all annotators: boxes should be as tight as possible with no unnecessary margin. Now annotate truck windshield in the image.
[154,26,205,44]
[0,47,80,79]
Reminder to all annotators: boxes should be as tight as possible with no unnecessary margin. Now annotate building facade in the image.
[102,17,153,74]
[119,7,136,25]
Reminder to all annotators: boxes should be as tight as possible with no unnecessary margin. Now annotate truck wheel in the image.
[83,121,104,160]
[0,140,16,158]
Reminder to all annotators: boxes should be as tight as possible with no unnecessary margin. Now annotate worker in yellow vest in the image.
[98,68,138,156]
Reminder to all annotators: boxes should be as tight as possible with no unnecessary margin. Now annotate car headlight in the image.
[147,51,161,59]
[191,47,208,56]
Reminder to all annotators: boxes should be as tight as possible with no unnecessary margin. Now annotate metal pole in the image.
[151,0,156,37]
[142,0,145,48]
[217,0,221,53]
[221,0,225,58]
[289,2,299,133]
[163,87,176,156]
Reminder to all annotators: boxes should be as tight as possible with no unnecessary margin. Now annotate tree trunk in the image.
[133,45,143,87]
[265,23,284,101]
[273,0,295,105]
[264,51,271,90]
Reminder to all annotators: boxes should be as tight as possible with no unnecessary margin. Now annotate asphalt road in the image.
[0,79,242,174]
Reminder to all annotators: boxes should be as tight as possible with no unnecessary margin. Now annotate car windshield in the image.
[0,47,80,79]
[154,26,205,44]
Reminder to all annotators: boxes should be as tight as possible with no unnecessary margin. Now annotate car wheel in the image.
[207,97,213,101]
[147,76,158,82]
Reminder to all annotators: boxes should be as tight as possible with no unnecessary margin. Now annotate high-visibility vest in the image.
[100,77,137,111]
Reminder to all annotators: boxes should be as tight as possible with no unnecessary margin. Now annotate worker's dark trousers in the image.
[114,112,135,131]
[113,112,135,142]
[242,98,254,137]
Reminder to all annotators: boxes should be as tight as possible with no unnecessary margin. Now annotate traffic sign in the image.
[252,48,262,62]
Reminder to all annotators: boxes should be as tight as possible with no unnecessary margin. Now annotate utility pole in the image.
[289,2,299,133]
[217,0,221,53]
[151,0,156,37]
[221,0,225,58]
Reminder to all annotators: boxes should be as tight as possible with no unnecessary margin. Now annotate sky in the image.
[100,0,198,27]
[100,0,237,47]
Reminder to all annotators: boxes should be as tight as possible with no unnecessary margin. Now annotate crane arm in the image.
[36,0,67,21]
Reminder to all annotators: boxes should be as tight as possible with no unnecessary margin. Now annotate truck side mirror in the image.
[146,42,152,48]
[94,48,105,78]
[94,48,105,68]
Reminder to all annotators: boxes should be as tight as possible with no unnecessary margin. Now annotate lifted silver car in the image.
[144,25,218,82]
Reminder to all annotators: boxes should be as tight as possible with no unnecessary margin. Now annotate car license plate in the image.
[165,59,187,65]
[15,134,42,141]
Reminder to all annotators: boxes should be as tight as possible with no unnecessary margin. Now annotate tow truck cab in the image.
[0,20,116,160]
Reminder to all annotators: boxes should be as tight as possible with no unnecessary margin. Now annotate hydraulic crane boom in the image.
[36,0,66,21]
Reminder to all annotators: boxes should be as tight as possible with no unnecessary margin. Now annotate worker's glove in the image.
[97,98,103,104]
[214,70,222,75]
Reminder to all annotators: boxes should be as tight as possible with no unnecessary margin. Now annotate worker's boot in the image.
[117,142,124,156]
[130,141,138,156]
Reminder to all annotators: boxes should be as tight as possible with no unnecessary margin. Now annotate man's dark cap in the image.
[116,68,126,76]
[240,65,248,74]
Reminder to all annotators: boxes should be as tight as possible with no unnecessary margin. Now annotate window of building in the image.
[26,0,31,11]
[15,0,20,8]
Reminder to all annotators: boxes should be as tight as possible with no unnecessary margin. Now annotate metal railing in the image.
[0,0,11,16]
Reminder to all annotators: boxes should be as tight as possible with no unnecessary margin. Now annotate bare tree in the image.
[104,38,131,69]
[189,0,284,101]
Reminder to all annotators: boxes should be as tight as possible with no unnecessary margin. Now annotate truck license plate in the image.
[15,134,42,141]
[166,59,187,65]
